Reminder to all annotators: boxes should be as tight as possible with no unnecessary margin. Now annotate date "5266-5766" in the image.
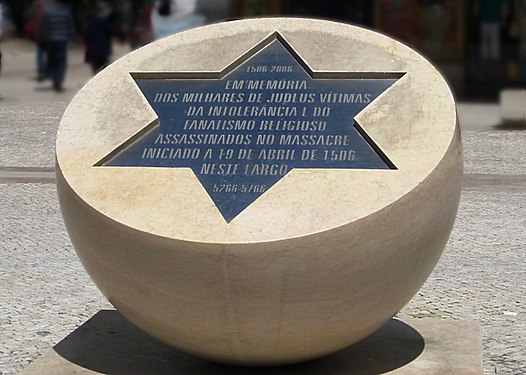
[212,184,267,194]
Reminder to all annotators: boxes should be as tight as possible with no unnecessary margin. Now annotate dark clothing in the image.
[479,0,509,23]
[40,2,74,91]
[85,15,114,73]
[25,0,49,41]
[158,0,171,16]
[1,4,3,88]
[36,42,49,79]
[130,1,154,49]
[26,0,51,79]
[48,40,67,90]
[44,3,75,42]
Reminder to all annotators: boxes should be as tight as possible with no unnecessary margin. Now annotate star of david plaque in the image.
[99,33,404,222]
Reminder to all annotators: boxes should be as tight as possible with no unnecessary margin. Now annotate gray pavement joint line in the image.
[462,174,526,190]
[0,166,55,172]
[0,166,525,190]
[0,166,56,184]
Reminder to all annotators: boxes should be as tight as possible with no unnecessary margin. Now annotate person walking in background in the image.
[0,2,4,100]
[157,0,171,16]
[478,0,509,62]
[516,0,526,78]
[84,1,119,74]
[26,0,53,82]
[40,0,75,92]
[129,0,154,49]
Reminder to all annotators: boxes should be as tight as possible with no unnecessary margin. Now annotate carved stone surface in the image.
[56,18,462,365]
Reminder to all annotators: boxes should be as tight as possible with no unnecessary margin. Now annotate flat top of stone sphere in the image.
[56,18,457,243]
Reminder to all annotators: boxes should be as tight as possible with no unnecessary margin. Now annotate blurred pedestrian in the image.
[40,0,75,92]
[0,2,4,100]
[130,0,154,49]
[517,0,526,78]
[26,0,53,82]
[478,0,509,62]
[157,0,171,16]
[84,1,119,74]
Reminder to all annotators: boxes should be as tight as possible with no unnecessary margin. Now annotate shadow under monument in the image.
[492,122,526,131]
[53,310,425,374]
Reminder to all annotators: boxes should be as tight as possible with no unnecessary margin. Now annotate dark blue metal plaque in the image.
[100,34,403,222]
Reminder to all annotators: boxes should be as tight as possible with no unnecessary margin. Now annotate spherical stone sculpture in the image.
[56,18,462,366]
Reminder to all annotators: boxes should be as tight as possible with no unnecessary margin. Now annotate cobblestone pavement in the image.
[0,103,65,168]
[398,188,526,375]
[0,184,112,375]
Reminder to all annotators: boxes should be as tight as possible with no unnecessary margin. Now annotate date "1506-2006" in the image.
[246,65,293,73]
[212,184,267,193]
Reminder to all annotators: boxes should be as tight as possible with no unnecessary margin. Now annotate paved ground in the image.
[0,38,525,374]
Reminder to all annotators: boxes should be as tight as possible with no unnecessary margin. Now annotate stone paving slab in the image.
[0,184,111,375]
[0,103,66,168]
[20,314,482,375]
[463,131,526,176]
[456,103,501,131]
[0,184,524,375]
[398,189,526,375]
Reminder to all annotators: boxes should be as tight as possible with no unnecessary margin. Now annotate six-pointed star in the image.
[100,33,404,223]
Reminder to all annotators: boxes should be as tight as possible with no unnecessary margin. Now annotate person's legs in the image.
[481,23,490,60]
[49,41,67,92]
[0,48,3,100]
[47,43,57,87]
[488,22,500,61]
[36,42,49,80]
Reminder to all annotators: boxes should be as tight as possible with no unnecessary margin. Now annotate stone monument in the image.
[56,18,462,365]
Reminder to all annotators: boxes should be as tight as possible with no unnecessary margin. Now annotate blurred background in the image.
[0,0,525,104]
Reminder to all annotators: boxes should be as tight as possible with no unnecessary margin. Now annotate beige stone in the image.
[500,89,526,124]
[21,313,482,374]
[56,18,462,365]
